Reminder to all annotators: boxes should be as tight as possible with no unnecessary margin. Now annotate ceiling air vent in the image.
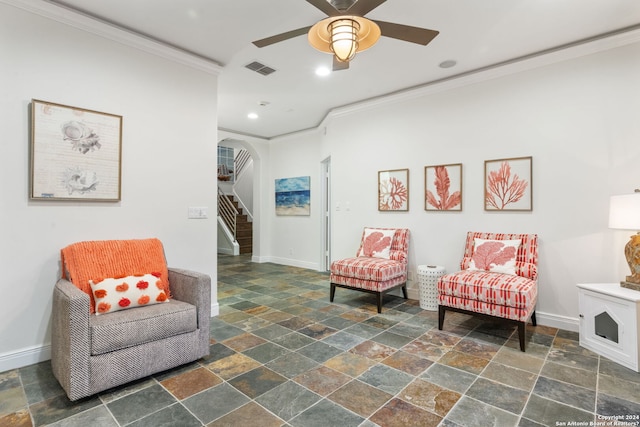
[245,61,276,76]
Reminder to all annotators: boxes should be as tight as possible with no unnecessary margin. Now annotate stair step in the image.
[220,194,252,253]
[236,229,252,238]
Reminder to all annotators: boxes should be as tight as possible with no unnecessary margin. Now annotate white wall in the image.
[262,38,640,332]
[268,133,324,270]
[0,2,219,371]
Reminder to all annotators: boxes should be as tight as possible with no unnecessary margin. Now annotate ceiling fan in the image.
[252,0,439,71]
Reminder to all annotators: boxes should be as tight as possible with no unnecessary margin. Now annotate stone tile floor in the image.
[1,254,639,426]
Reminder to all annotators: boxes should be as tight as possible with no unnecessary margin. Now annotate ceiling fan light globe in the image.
[329,19,359,62]
[308,16,380,61]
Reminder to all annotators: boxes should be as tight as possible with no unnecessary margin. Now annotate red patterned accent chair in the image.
[330,228,410,313]
[437,232,538,351]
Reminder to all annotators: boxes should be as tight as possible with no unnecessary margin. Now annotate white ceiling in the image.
[47,0,640,139]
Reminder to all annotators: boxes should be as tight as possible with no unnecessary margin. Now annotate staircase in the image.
[230,196,253,254]
[217,148,253,255]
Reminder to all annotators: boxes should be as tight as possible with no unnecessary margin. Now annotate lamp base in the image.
[621,281,640,292]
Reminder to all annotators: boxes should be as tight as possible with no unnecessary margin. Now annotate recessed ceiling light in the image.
[439,60,457,69]
[247,113,258,119]
[315,66,331,76]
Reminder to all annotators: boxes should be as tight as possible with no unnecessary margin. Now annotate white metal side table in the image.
[417,265,446,311]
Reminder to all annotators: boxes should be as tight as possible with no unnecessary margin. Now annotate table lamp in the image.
[609,189,640,291]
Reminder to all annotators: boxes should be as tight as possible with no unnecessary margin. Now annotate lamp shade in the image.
[329,19,359,62]
[609,193,640,230]
[308,16,381,58]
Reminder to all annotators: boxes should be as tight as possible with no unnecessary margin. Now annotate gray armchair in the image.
[51,239,210,401]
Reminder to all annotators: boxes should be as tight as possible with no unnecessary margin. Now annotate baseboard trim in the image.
[255,256,319,271]
[217,247,235,256]
[406,282,580,332]
[0,344,51,373]
[535,311,579,332]
[0,302,222,373]
[407,281,419,300]
[211,301,220,317]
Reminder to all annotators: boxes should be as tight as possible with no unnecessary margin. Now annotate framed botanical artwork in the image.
[378,168,409,211]
[30,99,122,201]
[425,163,462,211]
[275,176,310,216]
[484,156,532,211]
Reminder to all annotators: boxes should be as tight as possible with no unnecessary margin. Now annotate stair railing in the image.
[234,149,251,178]
[217,186,238,241]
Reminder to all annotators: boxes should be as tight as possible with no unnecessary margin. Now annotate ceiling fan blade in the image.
[332,56,350,71]
[306,0,341,16]
[252,26,312,48]
[374,20,439,45]
[346,0,387,16]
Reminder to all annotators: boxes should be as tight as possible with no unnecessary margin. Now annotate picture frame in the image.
[425,163,462,211]
[275,176,311,216]
[378,168,409,211]
[484,156,532,211]
[30,99,122,201]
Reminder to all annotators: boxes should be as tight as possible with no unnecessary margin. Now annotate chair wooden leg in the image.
[531,311,537,326]
[401,284,408,299]
[330,283,336,302]
[518,321,526,352]
[438,305,445,330]
[376,292,383,313]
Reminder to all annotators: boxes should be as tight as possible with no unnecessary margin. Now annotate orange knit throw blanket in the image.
[61,238,170,314]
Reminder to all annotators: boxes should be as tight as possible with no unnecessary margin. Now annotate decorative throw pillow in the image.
[89,273,169,315]
[468,238,521,275]
[358,228,396,259]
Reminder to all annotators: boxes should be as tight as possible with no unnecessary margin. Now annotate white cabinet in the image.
[577,283,640,372]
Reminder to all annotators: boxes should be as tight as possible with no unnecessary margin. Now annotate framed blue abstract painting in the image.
[275,176,310,216]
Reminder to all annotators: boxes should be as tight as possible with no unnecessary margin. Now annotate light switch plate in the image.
[188,207,208,219]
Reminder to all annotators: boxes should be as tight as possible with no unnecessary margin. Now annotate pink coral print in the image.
[472,241,517,270]
[362,232,392,257]
[426,166,461,210]
[485,161,528,209]
[379,176,408,210]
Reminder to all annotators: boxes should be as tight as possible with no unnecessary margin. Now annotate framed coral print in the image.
[425,163,462,211]
[378,168,409,211]
[30,99,122,201]
[484,156,532,211]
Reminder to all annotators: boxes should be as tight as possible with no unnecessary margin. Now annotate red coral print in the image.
[485,161,528,209]
[379,177,408,210]
[138,295,150,305]
[97,302,111,313]
[115,282,129,292]
[94,289,107,298]
[151,272,162,278]
[118,297,131,308]
[472,241,517,270]
[137,280,149,290]
[155,280,163,289]
[426,166,461,210]
[156,292,168,302]
[361,232,392,257]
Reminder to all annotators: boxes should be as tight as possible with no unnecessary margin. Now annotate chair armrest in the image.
[168,268,211,324]
[51,279,91,400]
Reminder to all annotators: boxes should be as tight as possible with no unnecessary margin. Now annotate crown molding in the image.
[1,0,222,75]
[326,25,640,121]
